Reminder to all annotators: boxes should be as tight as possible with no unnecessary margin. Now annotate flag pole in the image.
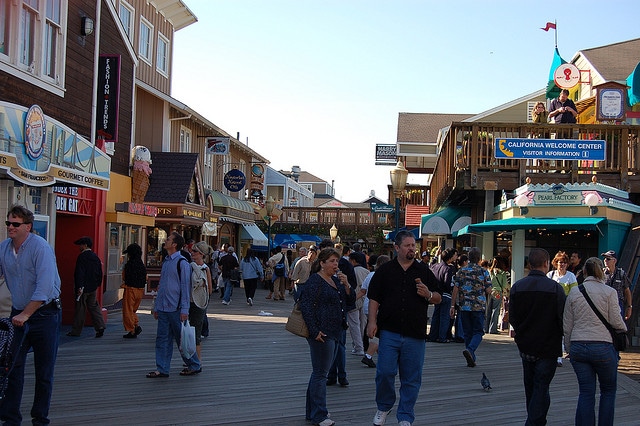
[554,20,558,48]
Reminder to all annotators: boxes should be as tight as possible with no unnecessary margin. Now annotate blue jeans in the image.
[375,330,426,424]
[155,310,200,374]
[327,329,346,381]
[521,356,557,426]
[485,296,502,333]
[461,311,485,360]
[428,295,452,341]
[0,305,61,426]
[305,337,338,423]
[569,341,619,426]
[222,277,233,303]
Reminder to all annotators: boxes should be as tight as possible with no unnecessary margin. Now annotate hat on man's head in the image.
[193,241,212,256]
[74,236,93,248]
[601,250,617,259]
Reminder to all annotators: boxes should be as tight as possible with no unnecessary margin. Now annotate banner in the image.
[206,137,230,155]
[96,55,120,143]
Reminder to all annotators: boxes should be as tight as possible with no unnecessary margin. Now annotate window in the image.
[139,18,152,64]
[0,0,67,94]
[118,1,134,40]
[180,126,191,153]
[156,33,168,75]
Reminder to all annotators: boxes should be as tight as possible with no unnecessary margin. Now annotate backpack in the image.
[273,254,286,277]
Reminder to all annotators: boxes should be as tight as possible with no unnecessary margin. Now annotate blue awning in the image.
[273,234,322,248]
[453,217,606,237]
[385,227,421,241]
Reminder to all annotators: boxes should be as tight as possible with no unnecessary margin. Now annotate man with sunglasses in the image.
[0,205,61,426]
[601,250,633,320]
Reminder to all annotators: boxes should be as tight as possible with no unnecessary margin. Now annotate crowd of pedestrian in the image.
[0,204,634,426]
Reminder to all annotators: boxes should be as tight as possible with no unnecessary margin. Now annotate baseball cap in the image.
[601,250,617,259]
[74,236,93,248]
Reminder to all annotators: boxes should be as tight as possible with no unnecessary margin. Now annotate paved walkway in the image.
[16,288,640,425]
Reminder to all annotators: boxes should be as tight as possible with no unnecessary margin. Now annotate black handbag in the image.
[578,285,628,352]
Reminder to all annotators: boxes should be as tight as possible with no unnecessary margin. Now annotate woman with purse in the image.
[563,257,627,426]
[240,249,264,306]
[300,248,354,426]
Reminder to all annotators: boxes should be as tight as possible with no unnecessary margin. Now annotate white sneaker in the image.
[317,419,335,426]
[398,421,411,426]
[248,297,253,306]
[221,300,229,305]
[373,409,392,426]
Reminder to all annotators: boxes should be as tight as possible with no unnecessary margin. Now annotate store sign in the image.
[495,138,605,161]
[224,169,246,192]
[375,144,397,165]
[371,203,394,213]
[206,137,230,155]
[24,105,46,160]
[96,55,120,143]
[115,202,158,217]
[183,208,204,219]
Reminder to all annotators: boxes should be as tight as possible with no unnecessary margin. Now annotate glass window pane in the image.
[44,22,57,77]
[46,0,60,23]
[20,7,36,67]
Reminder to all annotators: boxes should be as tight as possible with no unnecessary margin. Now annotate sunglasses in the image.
[5,221,26,228]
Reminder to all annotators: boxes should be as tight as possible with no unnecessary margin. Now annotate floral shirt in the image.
[453,263,491,312]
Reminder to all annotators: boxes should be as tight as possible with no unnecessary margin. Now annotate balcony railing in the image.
[431,122,640,210]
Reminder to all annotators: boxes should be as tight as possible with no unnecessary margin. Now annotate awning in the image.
[273,234,322,248]
[240,223,268,247]
[454,217,606,237]
[211,191,255,221]
[420,206,471,236]
[385,227,421,241]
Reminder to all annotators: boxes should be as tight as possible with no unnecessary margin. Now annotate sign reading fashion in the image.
[495,138,606,161]
[95,55,120,143]
[224,169,246,192]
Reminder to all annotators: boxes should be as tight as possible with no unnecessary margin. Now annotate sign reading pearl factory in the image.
[224,169,246,192]
[96,55,120,143]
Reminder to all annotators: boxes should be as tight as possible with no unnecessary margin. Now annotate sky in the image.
[171,0,640,203]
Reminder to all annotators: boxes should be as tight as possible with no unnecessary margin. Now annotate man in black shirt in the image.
[549,89,578,123]
[367,231,441,426]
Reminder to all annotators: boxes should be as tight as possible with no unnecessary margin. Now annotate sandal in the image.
[146,371,169,378]
[179,368,202,376]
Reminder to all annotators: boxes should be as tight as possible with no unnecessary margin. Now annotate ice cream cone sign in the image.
[131,146,152,204]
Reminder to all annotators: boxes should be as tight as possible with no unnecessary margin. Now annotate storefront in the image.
[211,190,266,257]
[0,101,111,324]
[454,179,640,282]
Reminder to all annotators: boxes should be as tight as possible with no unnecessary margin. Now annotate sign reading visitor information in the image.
[495,138,606,161]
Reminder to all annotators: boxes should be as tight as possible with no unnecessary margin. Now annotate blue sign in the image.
[494,138,606,161]
[224,169,246,192]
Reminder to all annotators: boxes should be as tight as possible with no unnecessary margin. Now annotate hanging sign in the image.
[224,169,246,192]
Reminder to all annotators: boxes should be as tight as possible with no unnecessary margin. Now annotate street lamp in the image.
[390,160,408,235]
[330,224,338,242]
[265,196,276,249]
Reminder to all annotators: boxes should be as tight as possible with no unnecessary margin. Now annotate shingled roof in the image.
[397,112,474,143]
[578,38,640,82]
[145,152,199,203]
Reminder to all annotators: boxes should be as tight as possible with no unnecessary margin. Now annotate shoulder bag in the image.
[285,282,322,338]
[578,284,628,351]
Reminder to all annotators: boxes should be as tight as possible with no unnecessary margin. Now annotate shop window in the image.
[146,226,168,266]
[28,187,42,214]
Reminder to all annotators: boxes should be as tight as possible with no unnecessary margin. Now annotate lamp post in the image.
[330,224,338,243]
[390,160,408,235]
[265,196,276,250]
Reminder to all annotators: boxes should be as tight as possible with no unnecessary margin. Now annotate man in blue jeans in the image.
[450,247,492,367]
[509,248,566,426]
[367,231,441,426]
[0,205,62,426]
[147,232,201,377]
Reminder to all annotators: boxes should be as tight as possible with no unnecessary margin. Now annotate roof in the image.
[145,152,199,203]
[397,113,474,143]
[454,217,605,237]
[150,0,198,31]
[576,38,640,82]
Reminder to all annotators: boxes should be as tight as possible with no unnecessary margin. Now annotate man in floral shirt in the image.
[450,247,492,367]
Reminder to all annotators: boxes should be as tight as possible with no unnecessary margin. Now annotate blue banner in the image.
[495,138,606,161]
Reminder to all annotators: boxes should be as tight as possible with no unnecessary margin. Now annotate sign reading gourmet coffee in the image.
[96,55,120,143]
[224,169,246,192]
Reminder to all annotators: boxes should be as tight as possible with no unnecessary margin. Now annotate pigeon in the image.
[481,373,492,391]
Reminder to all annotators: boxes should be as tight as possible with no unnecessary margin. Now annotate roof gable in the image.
[397,113,474,143]
[145,152,202,204]
[576,38,640,82]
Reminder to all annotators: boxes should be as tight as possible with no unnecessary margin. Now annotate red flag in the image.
[541,22,556,31]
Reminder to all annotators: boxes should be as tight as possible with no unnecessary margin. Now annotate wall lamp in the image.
[584,193,599,215]
[82,17,94,36]
[515,193,529,216]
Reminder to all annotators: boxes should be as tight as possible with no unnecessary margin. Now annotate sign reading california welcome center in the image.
[494,138,606,161]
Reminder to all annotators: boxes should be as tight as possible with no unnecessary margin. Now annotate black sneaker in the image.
[95,328,105,338]
[134,325,142,336]
[123,332,136,339]
[339,378,349,387]
[361,356,376,368]
[463,349,476,367]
